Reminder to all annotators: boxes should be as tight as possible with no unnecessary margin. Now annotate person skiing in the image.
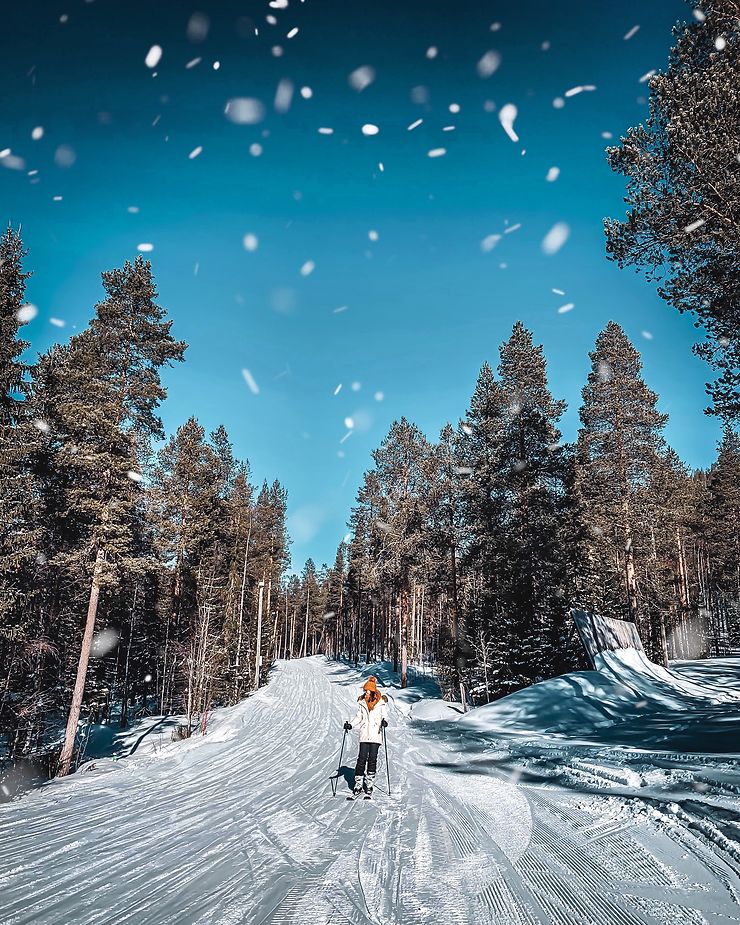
[343,676,388,797]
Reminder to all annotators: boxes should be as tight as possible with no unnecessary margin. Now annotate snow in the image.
[498,103,519,142]
[2,656,739,923]
[541,222,570,255]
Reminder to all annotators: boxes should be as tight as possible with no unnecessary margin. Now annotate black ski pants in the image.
[355,742,380,777]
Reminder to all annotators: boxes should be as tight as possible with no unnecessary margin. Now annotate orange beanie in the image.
[363,676,380,710]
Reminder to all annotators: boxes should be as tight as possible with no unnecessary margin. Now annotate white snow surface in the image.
[1,656,740,924]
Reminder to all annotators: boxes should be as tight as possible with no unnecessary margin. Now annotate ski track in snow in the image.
[1,657,739,925]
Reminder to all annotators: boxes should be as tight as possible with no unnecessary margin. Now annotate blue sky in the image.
[1,0,716,572]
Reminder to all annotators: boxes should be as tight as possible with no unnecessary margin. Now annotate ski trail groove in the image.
[1,657,739,925]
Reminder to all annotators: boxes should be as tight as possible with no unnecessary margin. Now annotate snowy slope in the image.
[1,656,740,924]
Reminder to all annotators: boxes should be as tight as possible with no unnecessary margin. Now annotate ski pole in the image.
[383,726,391,796]
[332,727,348,797]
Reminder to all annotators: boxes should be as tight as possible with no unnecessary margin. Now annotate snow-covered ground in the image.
[1,654,739,924]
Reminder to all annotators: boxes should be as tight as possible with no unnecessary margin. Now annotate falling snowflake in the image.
[541,223,570,255]
[287,27,299,39]
[481,234,501,252]
[274,79,294,113]
[318,127,334,135]
[368,230,379,241]
[54,145,76,167]
[49,317,65,327]
[300,86,313,99]
[241,368,260,394]
[374,391,384,401]
[684,218,705,233]
[187,12,210,42]
[91,628,120,657]
[477,50,501,78]
[349,66,375,92]
[564,85,596,97]
[558,302,575,314]
[426,46,438,59]
[334,384,342,395]
[407,118,423,131]
[641,330,654,340]
[362,123,379,135]
[188,146,203,159]
[243,233,259,251]
[623,25,640,40]
[344,416,354,429]
[427,147,446,158]
[498,103,518,142]
[224,98,265,124]
[137,243,154,253]
[15,303,38,323]
[546,166,560,182]
[638,69,656,83]
[145,45,162,68]
[31,126,44,140]
[186,57,202,69]
[127,470,143,482]
[300,260,315,276]
[250,143,263,156]
[34,419,50,434]
[552,288,565,295]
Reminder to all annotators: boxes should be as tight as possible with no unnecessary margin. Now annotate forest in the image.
[1,221,738,775]
[3,0,740,778]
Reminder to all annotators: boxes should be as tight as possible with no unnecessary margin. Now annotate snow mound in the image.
[456,650,740,753]
[458,670,641,734]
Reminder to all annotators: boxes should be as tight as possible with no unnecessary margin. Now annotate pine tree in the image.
[149,417,220,717]
[605,2,740,419]
[0,226,37,615]
[53,256,185,775]
[575,322,667,656]
[703,427,740,649]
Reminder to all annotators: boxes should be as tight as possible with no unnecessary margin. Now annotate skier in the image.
[343,676,388,798]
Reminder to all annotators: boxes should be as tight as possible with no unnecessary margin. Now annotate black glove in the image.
[381,719,388,728]
[344,722,352,730]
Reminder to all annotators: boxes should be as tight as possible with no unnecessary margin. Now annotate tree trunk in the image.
[254,579,265,690]
[401,594,409,688]
[58,548,105,777]
[300,587,310,658]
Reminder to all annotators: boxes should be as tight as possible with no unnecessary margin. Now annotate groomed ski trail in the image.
[1,656,739,925]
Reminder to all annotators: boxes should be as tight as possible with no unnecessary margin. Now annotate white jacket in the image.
[348,694,389,744]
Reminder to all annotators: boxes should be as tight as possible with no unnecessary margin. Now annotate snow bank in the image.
[453,651,740,753]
